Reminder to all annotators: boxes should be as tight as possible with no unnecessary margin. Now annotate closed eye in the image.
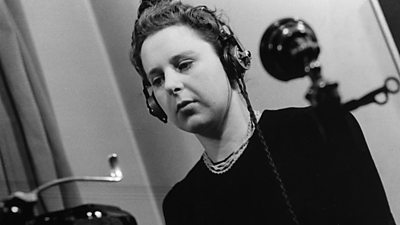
[176,60,194,72]
[151,75,164,87]
[147,66,165,87]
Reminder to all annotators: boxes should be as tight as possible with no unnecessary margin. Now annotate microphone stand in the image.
[305,60,400,112]
[303,59,400,143]
[304,61,341,110]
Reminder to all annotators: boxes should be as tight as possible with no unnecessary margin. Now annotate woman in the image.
[130,0,394,224]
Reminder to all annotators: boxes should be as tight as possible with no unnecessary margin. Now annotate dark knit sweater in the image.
[163,107,394,225]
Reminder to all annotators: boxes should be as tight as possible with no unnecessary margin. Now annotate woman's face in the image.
[140,25,232,134]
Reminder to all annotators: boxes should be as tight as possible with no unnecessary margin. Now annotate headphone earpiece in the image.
[220,24,252,80]
[142,82,167,123]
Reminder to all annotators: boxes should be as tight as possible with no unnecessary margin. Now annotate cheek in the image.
[153,90,178,122]
[153,90,168,109]
[205,66,231,95]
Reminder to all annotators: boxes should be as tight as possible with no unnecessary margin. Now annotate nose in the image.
[164,68,183,95]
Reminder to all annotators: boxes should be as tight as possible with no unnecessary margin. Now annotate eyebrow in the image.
[169,50,196,65]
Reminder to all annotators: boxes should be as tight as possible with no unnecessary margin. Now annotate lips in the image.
[177,100,195,112]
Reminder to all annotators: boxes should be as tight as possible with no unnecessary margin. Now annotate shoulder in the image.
[260,106,312,118]
[258,107,367,153]
[162,159,203,221]
[163,163,198,204]
[259,106,360,129]
[257,107,340,147]
[162,175,189,224]
[162,180,184,213]
[162,180,183,224]
[258,107,316,129]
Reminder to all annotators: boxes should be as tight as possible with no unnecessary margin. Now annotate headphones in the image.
[142,6,252,123]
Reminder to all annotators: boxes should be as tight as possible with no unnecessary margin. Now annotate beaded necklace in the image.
[202,111,261,174]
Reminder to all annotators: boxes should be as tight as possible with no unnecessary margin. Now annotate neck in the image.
[196,90,251,162]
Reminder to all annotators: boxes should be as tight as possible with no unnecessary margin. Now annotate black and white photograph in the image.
[1,0,399,224]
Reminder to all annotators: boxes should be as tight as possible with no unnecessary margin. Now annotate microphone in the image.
[259,17,400,111]
[259,18,320,81]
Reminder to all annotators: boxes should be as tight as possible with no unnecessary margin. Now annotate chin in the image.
[175,114,212,135]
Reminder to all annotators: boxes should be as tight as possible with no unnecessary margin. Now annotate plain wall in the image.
[18,0,399,224]
[17,0,163,224]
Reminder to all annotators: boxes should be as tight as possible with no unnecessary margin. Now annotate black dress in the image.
[163,107,395,225]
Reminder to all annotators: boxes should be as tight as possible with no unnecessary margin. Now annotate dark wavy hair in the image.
[130,0,227,84]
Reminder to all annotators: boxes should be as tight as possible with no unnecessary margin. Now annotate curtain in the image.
[0,0,81,213]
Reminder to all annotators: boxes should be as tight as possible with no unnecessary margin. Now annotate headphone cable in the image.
[237,76,300,225]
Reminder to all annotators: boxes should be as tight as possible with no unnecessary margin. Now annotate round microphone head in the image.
[259,18,320,81]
